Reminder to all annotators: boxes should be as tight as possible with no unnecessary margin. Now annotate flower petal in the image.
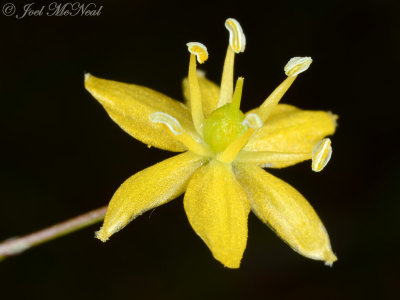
[184,160,250,268]
[85,74,197,152]
[235,163,337,265]
[244,104,337,166]
[96,152,207,242]
[236,150,311,169]
[182,75,220,117]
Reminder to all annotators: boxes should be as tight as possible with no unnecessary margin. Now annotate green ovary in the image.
[203,103,247,153]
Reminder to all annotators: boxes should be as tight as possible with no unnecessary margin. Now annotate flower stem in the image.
[0,206,107,262]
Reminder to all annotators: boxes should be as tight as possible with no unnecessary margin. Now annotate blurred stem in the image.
[0,206,107,262]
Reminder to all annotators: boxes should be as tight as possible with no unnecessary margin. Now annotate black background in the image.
[1,0,399,299]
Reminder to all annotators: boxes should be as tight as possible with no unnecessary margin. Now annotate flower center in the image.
[203,77,247,153]
[203,103,247,153]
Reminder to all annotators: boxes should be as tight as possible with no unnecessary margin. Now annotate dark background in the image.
[1,0,399,299]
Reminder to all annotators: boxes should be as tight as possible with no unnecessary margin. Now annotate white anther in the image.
[284,57,313,77]
[242,113,263,129]
[196,69,206,77]
[149,112,183,135]
[312,138,332,172]
[225,18,246,53]
[187,42,209,64]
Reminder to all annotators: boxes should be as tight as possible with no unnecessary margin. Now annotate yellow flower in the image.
[85,18,338,268]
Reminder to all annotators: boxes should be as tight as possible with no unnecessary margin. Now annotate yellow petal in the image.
[184,160,250,268]
[244,105,337,167]
[182,75,220,117]
[264,103,300,115]
[235,163,337,265]
[236,150,311,169]
[96,152,207,242]
[85,74,197,152]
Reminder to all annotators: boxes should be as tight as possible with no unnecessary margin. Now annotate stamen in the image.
[187,42,208,135]
[242,113,263,129]
[149,112,212,157]
[218,48,235,107]
[217,129,254,163]
[257,56,312,122]
[218,18,246,108]
[187,42,209,64]
[217,114,261,163]
[284,57,312,77]
[176,133,214,157]
[225,18,246,53]
[312,138,332,172]
[231,77,244,110]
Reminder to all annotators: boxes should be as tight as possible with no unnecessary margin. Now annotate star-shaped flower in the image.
[85,18,337,268]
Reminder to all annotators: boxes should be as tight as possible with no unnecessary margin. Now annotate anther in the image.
[312,138,332,172]
[284,57,313,77]
[225,18,246,53]
[187,42,209,64]
[242,113,263,129]
[149,112,183,135]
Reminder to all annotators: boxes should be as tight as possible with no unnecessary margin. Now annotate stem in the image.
[0,206,107,261]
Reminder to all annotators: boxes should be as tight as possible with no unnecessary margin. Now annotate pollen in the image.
[312,138,332,172]
[187,42,209,64]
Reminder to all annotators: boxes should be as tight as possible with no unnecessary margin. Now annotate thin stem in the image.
[0,206,107,261]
